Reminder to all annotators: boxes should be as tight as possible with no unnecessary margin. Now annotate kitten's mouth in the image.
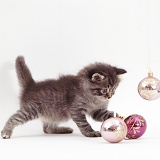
[104,95,112,99]
[102,96,110,100]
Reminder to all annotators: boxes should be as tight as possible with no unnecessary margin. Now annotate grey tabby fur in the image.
[1,56,126,139]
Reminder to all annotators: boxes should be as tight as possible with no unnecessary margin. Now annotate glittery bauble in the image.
[100,117,127,143]
[138,72,160,100]
[124,114,147,139]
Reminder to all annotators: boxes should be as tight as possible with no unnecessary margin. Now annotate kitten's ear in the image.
[91,73,105,82]
[114,67,127,75]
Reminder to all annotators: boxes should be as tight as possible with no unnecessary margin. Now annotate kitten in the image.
[1,56,126,139]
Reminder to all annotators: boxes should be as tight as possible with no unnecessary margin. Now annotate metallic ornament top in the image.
[100,117,127,143]
[138,72,160,100]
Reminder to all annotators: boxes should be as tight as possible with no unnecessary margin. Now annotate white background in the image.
[0,0,160,159]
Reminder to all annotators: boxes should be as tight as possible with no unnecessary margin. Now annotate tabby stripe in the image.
[92,109,110,121]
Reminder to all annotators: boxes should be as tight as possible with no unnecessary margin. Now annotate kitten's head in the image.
[78,63,126,100]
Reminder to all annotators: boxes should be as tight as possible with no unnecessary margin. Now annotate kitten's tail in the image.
[16,56,35,88]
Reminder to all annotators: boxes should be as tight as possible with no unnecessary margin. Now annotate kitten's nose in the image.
[108,96,111,99]
[107,93,112,99]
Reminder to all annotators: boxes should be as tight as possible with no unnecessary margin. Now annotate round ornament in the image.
[138,72,160,100]
[124,114,147,139]
[100,117,127,143]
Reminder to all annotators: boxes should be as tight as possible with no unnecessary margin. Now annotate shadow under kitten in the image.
[1,56,126,139]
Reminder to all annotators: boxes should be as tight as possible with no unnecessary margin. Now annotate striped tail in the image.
[16,56,35,88]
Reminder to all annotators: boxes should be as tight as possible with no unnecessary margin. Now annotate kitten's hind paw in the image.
[44,126,73,134]
[1,129,12,139]
[84,131,101,137]
[55,127,73,134]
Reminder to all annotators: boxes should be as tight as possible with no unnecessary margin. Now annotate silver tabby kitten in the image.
[1,56,126,139]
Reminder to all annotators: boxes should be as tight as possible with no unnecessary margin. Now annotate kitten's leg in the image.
[71,109,101,137]
[1,109,38,139]
[43,123,73,134]
[91,108,119,122]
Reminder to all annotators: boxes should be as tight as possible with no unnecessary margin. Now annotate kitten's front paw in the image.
[1,129,12,139]
[106,111,119,119]
[84,131,101,137]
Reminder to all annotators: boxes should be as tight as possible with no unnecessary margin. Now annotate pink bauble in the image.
[138,72,160,100]
[124,114,147,139]
[100,117,127,143]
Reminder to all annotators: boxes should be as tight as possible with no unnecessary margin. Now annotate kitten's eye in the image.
[101,89,107,94]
